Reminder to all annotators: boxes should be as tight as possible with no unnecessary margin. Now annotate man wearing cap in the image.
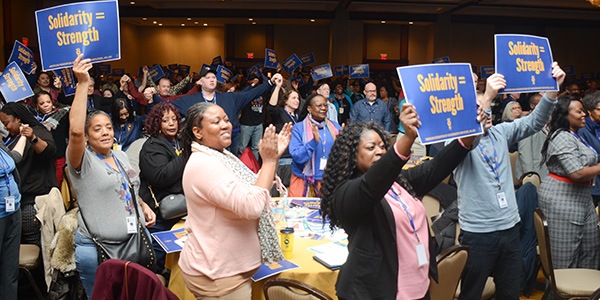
[171,66,282,155]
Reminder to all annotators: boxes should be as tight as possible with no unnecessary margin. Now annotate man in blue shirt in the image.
[349,82,391,131]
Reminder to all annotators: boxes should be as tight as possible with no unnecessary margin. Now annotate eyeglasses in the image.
[364,90,377,93]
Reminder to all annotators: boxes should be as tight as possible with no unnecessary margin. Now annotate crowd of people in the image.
[0,49,598,300]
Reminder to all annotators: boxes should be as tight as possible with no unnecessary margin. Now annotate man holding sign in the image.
[452,63,565,300]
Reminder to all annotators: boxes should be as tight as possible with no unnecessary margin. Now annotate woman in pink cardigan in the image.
[179,101,291,299]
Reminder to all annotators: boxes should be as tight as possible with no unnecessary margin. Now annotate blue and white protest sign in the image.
[248,64,261,77]
[349,64,370,79]
[480,65,495,79]
[397,63,481,145]
[0,62,34,102]
[290,73,306,87]
[212,56,223,67]
[334,65,349,77]
[8,41,35,74]
[216,65,233,83]
[178,64,191,75]
[96,64,111,75]
[148,65,165,82]
[35,0,120,71]
[300,53,316,66]
[282,54,302,73]
[311,64,333,81]
[52,67,76,96]
[112,68,124,76]
[495,34,558,93]
[432,57,451,64]
[264,49,278,69]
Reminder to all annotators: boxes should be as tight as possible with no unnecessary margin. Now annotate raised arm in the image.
[137,66,149,93]
[67,54,93,171]
[269,75,283,106]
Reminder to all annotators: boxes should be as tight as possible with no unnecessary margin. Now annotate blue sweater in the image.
[170,81,273,132]
[451,94,556,233]
[577,116,600,196]
[289,120,340,180]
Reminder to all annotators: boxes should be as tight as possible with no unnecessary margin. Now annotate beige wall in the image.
[364,24,403,60]
[546,26,600,74]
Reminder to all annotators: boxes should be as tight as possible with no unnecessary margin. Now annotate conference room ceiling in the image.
[117,0,600,27]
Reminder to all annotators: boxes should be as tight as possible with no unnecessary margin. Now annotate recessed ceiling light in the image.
[152,21,157,24]
[159,23,163,26]
[130,1,135,4]
[203,23,208,26]
[310,19,315,22]
[181,24,185,26]
[142,17,147,21]
[249,18,253,21]
[409,21,414,24]
[252,22,257,25]
[195,21,199,24]
[187,18,191,21]
[381,20,386,24]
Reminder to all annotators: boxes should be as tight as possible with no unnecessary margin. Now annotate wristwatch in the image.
[31,136,39,144]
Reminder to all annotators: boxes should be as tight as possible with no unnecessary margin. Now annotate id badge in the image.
[5,196,15,212]
[416,243,428,267]
[339,107,344,114]
[319,157,327,170]
[113,143,122,151]
[126,216,137,234]
[497,192,508,209]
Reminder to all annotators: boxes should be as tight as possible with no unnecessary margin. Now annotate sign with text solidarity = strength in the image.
[35,0,121,71]
[0,62,34,102]
[397,63,481,145]
[495,34,558,93]
[8,41,35,74]
[52,67,77,96]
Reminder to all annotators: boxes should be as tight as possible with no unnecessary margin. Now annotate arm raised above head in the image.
[67,54,93,171]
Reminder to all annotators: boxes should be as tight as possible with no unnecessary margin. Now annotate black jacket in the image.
[332,140,471,300]
[138,136,184,214]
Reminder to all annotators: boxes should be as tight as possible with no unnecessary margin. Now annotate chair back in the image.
[264,278,333,300]
[590,287,600,300]
[429,245,468,300]
[533,209,557,291]
[509,151,520,186]
[61,164,77,210]
[422,195,441,236]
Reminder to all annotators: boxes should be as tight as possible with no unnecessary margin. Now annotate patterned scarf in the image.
[191,142,283,263]
[40,107,70,131]
[301,116,338,196]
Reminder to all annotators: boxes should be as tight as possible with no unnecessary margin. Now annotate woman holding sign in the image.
[538,95,600,270]
[320,100,486,299]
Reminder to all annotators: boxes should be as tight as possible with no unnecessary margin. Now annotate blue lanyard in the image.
[0,153,12,196]
[3,136,18,148]
[286,110,297,124]
[387,186,420,243]
[572,132,597,156]
[90,148,134,214]
[202,93,217,105]
[116,123,131,144]
[478,136,502,189]
[88,98,95,109]
[35,112,48,123]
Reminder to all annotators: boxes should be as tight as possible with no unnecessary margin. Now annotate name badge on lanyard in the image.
[5,195,15,212]
[126,216,137,234]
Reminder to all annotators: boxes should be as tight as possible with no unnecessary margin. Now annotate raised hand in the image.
[310,123,321,143]
[400,103,420,139]
[259,124,279,163]
[72,54,92,85]
[277,123,292,157]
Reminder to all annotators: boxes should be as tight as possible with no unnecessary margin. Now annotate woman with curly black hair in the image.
[138,102,185,273]
[320,104,484,300]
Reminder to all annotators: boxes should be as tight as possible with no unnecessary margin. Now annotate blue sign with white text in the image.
[264,49,278,69]
[217,65,233,83]
[311,64,333,81]
[480,65,495,79]
[52,67,77,96]
[397,63,481,145]
[282,54,302,73]
[290,73,306,87]
[112,68,124,76]
[495,34,558,93]
[0,62,34,102]
[334,65,349,77]
[349,64,370,79]
[35,0,120,71]
[300,53,316,66]
[8,41,35,74]
[148,65,165,82]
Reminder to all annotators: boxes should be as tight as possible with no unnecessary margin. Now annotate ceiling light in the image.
[142,17,147,21]
[409,21,414,25]
[159,23,163,26]
[381,20,386,24]
[181,24,185,26]
[203,23,208,26]
[187,18,192,21]
[252,22,257,25]
[195,21,199,24]
[310,19,315,22]
[130,1,135,4]
[249,18,253,21]
[152,21,157,24]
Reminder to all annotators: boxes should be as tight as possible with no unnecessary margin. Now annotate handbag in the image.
[148,186,187,220]
[79,160,156,270]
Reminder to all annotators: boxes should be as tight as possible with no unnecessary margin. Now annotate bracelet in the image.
[484,108,492,117]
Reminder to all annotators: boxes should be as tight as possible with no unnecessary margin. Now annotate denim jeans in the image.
[238,124,263,160]
[75,231,98,299]
[0,210,21,300]
[458,224,522,300]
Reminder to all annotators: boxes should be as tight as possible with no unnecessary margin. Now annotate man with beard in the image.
[349,82,391,131]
